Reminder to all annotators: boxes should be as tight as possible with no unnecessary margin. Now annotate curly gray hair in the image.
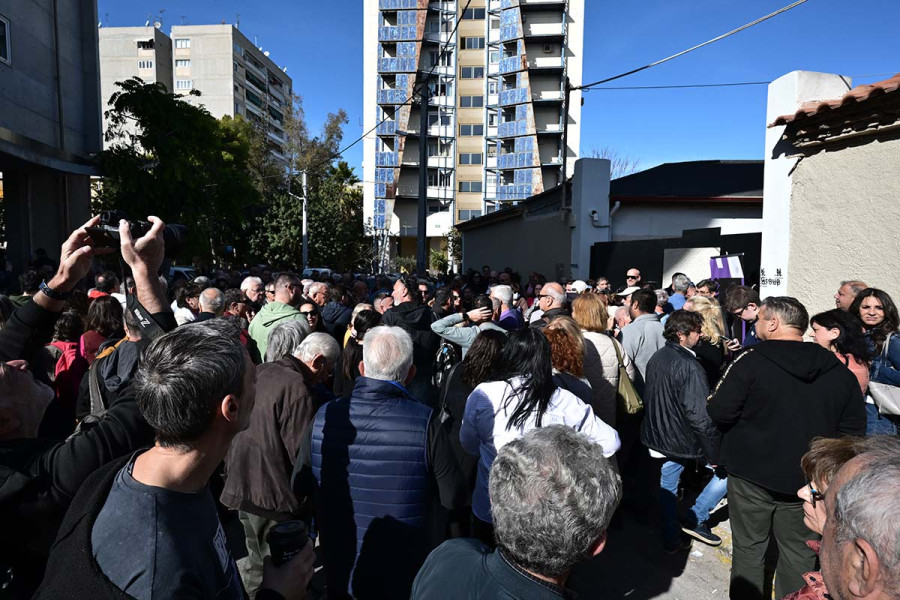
[489,425,622,578]
[265,319,311,362]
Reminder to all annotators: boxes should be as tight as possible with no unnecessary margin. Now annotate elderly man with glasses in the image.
[626,268,643,288]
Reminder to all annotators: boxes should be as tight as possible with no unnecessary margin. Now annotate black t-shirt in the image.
[91,452,244,599]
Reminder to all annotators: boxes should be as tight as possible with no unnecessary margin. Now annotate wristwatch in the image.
[40,280,73,300]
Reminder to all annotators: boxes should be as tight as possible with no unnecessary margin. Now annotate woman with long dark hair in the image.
[459,327,620,542]
[80,296,124,365]
[333,310,382,398]
[809,309,872,394]
[849,288,900,434]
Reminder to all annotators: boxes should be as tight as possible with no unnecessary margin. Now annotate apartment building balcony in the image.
[376,151,400,167]
[377,120,398,136]
[423,31,455,44]
[419,64,455,77]
[519,0,567,10]
[536,121,563,135]
[379,25,418,41]
[377,88,409,104]
[378,57,419,73]
[498,87,529,106]
[523,22,565,40]
[498,55,526,74]
[395,185,455,200]
[498,120,530,138]
[541,154,563,166]
[403,124,456,138]
[496,183,534,200]
[532,89,564,103]
[527,55,565,71]
[380,0,423,9]
[497,151,536,169]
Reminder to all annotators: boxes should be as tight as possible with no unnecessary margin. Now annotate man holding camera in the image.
[35,217,314,600]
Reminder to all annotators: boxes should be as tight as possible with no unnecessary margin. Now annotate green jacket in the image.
[247,301,305,363]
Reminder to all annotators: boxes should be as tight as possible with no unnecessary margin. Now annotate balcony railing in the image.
[498,120,530,138]
[376,151,400,167]
[380,0,421,8]
[497,183,533,200]
[498,55,526,74]
[377,88,409,104]
[497,151,534,169]
[378,57,419,73]
[379,25,418,41]
[499,87,529,106]
[377,120,398,135]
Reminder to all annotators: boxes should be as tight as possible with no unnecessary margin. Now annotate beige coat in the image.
[582,330,636,427]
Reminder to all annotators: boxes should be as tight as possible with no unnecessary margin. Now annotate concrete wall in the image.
[611,204,763,241]
[170,25,236,118]
[463,211,571,280]
[787,132,900,316]
[0,0,102,156]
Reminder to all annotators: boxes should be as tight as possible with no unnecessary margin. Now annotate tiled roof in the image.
[771,73,900,127]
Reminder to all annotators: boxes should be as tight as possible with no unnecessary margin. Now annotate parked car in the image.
[169,265,198,282]
[302,267,332,279]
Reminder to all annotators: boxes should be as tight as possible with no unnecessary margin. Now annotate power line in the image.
[583,72,897,92]
[575,0,808,91]
[321,0,474,168]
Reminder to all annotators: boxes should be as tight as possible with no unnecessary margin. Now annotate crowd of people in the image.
[0,216,899,600]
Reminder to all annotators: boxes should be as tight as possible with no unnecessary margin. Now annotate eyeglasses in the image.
[806,481,825,509]
[300,311,317,318]
[626,276,638,281]
[265,289,275,295]
[537,294,552,300]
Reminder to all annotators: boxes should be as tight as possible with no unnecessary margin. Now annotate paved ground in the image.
[568,502,732,600]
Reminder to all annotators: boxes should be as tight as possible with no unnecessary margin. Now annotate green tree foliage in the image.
[94,78,260,261]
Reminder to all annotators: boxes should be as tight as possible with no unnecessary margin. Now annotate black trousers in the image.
[727,476,817,600]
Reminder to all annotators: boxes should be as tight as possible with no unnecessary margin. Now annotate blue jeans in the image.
[865,402,898,435]
[659,459,728,545]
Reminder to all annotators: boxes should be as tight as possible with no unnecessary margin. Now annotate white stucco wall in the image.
[463,213,572,281]
[610,205,763,241]
[787,133,900,316]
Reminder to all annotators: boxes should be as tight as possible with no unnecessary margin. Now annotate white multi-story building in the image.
[99,23,292,161]
[362,0,583,265]
[99,25,173,145]
[169,25,293,162]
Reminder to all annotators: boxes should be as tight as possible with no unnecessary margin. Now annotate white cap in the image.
[616,286,641,296]
[571,280,589,293]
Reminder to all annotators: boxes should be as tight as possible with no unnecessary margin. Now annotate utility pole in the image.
[560,76,571,208]
[416,77,430,277]
[301,171,309,271]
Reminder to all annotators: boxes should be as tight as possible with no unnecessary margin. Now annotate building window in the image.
[138,60,153,69]
[428,112,451,127]
[458,209,483,222]
[491,18,500,30]
[136,39,154,50]
[176,59,191,68]
[233,42,244,56]
[459,153,483,165]
[488,81,498,94]
[428,170,452,187]
[462,8,486,19]
[460,124,484,136]
[235,102,242,115]
[460,95,484,108]
[460,66,484,79]
[175,79,193,90]
[174,38,191,49]
[489,51,500,65]
[459,181,483,193]
[0,15,9,65]
[462,37,486,50]
[488,113,498,126]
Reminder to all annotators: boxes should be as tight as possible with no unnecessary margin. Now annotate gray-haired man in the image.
[412,425,621,599]
[293,326,466,599]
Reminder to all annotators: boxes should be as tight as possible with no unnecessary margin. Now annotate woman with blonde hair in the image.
[683,295,728,387]
[570,294,635,427]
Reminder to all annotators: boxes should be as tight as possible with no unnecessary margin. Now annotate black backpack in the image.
[432,340,460,390]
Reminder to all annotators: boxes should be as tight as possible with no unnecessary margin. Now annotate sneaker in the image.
[681,522,722,546]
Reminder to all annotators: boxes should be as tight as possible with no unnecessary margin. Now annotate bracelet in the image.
[40,281,73,300]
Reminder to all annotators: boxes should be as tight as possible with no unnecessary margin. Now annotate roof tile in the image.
[770,73,900,127]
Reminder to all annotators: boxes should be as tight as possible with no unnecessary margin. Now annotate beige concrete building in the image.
[0,0,101,269]
[363,0,584,269]
[762,70,900,316]
[99,25,173,146]
[169,24,293,162]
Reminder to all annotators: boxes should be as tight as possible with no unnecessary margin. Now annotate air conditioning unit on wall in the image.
[542,44,553,54]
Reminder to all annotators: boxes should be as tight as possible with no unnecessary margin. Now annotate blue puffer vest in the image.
[310,376,433,597]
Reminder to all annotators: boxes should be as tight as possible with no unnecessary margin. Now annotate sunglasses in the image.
[626,276,638,280]
[265,289,275,295]
[806,481,825,509]
[300,311,317,317]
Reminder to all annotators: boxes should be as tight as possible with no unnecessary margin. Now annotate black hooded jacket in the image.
[382,301,439,405]
[707,340,866,494]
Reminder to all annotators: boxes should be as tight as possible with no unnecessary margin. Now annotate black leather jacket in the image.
[640,343,720,462]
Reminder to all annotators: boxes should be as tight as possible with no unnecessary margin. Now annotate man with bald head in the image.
[530,281,569,327]
[194,288,225,323]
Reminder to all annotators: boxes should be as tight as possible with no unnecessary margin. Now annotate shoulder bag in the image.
[869,333,900,415]
[612,338,643,415]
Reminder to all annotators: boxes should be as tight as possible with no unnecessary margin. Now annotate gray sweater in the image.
[621,313,666,387]
[430,313,506,357]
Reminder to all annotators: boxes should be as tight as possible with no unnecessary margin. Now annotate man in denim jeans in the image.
[640,310,725,552]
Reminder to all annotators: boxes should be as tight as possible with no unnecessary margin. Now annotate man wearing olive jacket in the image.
[707,296,866,600]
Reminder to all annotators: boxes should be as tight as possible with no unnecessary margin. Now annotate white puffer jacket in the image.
[582,330,636,427]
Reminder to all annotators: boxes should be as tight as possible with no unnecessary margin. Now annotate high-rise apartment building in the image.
[363,0,583,265]
[99,24,292,161]
[99,25,173,145]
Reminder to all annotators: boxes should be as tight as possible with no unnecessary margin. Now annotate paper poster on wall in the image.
[662,247,720,286]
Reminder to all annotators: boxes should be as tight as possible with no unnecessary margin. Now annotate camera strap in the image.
[120,255,167,341]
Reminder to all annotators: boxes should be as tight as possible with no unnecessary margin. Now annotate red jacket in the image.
[781,542,827,600]
[48,341,88,411]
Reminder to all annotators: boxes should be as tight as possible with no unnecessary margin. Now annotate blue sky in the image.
[100,0,899,173]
